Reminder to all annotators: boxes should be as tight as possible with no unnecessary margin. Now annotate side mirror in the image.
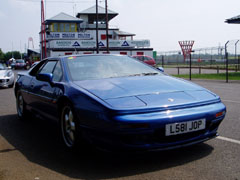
[157,67,164,72]
[36,73,53,83]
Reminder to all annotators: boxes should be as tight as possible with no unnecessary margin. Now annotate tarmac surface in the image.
[0,70,240,180]
[164,67,235,75]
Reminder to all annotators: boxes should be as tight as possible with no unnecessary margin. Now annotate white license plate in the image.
[165,119,206,136]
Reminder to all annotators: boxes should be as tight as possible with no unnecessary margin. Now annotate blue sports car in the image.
[15,55,226,152]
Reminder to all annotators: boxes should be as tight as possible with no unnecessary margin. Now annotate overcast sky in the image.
[0,0,240,53]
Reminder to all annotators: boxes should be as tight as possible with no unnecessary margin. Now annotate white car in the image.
[0,63,14,88]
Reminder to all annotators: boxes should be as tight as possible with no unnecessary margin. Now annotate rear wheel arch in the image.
[14,84,20,97]
[57,96,83,149]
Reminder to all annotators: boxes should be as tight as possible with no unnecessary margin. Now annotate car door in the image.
[23,60,46,106]
[29,60,59,119]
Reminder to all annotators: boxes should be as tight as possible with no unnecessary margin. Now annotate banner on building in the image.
[49,40,150,49]
[47,32,92,40]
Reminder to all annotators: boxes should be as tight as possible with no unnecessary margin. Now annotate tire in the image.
[16,91,29,120]
[60,103,81,149]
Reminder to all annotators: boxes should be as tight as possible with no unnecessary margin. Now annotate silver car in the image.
[0,63,14,88]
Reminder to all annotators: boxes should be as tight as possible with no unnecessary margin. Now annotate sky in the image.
[0,0,240,53]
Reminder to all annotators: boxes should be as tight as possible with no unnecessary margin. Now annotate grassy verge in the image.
[173,72,240,80]
[157,64,240,70]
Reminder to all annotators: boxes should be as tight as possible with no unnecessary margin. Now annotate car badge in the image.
[168,98,174,102]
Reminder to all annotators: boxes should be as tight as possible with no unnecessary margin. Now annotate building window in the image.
[119,36,126,40]
[70,24,76,32]
[53,23,58,32]
[137,52,144,55]
[60,23,64,32]
[101,34,106,40]
[52,23,77,32]
[50,24,54,32]
[65,23,70,32]
[101,34,112,40]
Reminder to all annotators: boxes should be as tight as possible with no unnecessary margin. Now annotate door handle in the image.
[30,83,34,88]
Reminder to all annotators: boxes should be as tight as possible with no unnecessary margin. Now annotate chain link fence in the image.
[156,40,240,82]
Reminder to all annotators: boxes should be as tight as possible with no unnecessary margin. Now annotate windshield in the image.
[65,55,162,81]
[0,63,7,70]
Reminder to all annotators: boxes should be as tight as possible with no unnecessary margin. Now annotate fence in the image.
[157,40,240,82]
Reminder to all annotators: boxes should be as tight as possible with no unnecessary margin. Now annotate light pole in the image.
[96,0,99,54]
[235,40,239,61]
[105,0,109,53]
[225,41,229,83]
[189,50,195,80]
[210,47,214,66]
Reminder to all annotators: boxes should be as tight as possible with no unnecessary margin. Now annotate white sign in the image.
[49,40,150,49]
[46,32,92,40]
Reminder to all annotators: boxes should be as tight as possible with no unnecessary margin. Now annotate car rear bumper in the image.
[14,66,26,69]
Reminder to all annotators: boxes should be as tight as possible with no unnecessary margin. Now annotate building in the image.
[27,49,40,62]
[40,5,153,57]
[225,15,240,24]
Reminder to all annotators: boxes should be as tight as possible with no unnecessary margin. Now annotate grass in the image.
[157,64,240,70]
[173,72,240,80]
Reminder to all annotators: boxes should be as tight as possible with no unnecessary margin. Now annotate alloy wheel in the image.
[61,106,76,148]
[17,93,24,117]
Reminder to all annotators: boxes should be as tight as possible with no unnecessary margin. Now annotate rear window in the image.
[16,60,25,63]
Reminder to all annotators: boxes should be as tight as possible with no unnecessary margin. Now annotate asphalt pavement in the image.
[0,72,239,180]
[164,67,235,75]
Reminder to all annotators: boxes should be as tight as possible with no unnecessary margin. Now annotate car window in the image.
[0,63,7,70]
[16,60,25,63]
[144,56,151,61]
[29,60,46,76]
[39,61,57,74]
[52,61,63,82]
[138,56,144,61]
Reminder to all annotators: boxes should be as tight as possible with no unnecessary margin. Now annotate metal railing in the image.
[157,41,240,83]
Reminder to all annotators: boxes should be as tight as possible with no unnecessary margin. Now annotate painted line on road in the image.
[217,136,240,145]
[222,99,240,104]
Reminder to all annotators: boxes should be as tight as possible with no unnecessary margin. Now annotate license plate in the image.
[165,119,206,136]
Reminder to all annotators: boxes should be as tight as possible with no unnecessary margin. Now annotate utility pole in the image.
[225,41,229,83]
[20,41,22,59]
[105,0,109,53]
[12,42,14,58]
[189,50,195,81]
[96,0,99,54]
[235,40,239,61]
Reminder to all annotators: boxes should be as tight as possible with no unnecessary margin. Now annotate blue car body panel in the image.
[15,55,226,152]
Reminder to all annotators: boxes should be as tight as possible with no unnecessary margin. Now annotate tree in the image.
[3,51,22,61]
[0,48,4,60]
